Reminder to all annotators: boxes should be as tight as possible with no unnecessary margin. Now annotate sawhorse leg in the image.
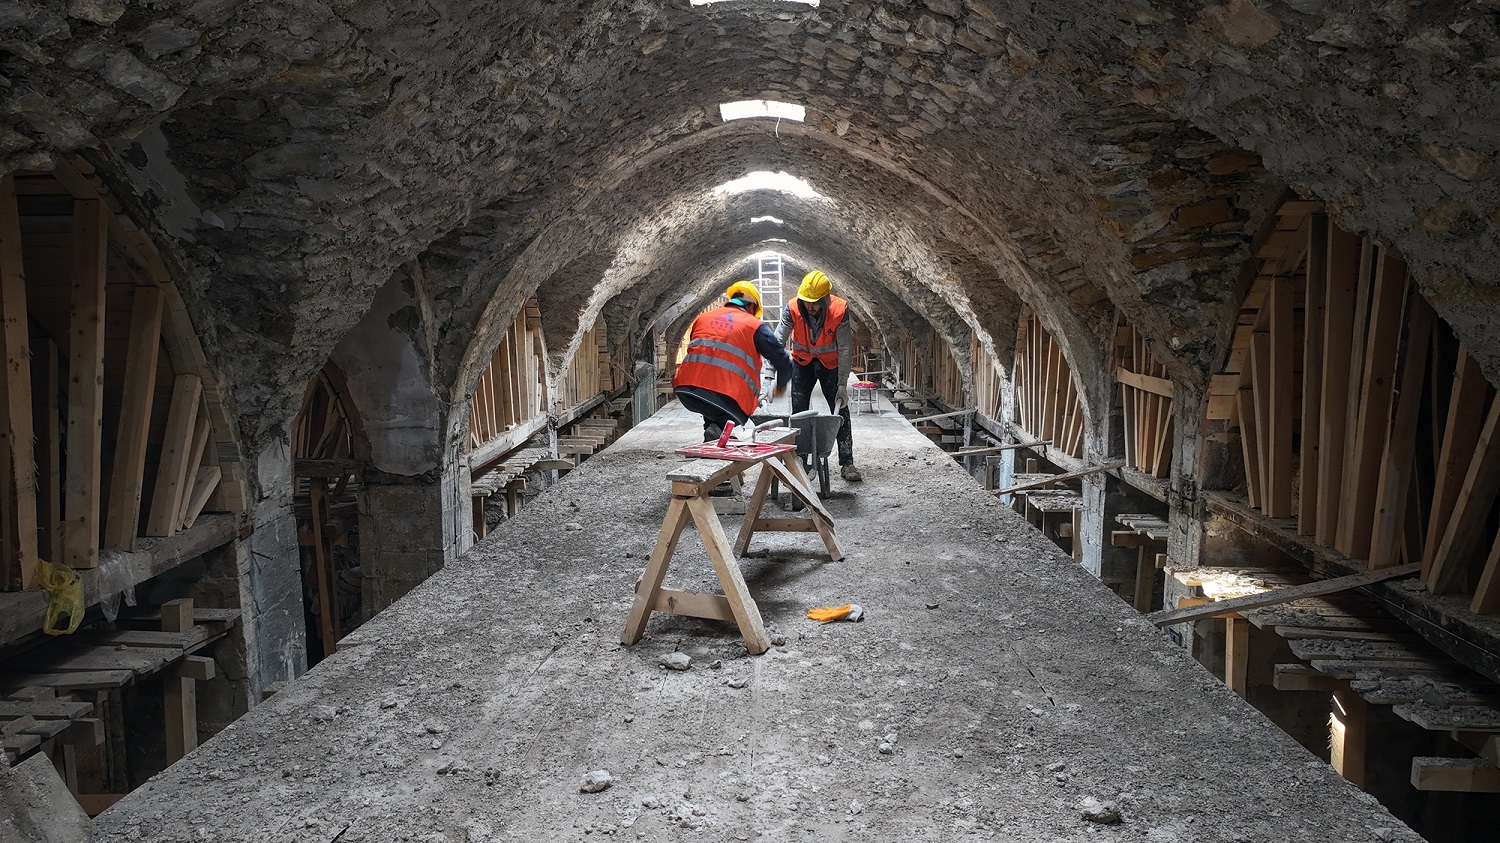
[736,453,844,561]
[622,497,691,646]
[622,491,773,655]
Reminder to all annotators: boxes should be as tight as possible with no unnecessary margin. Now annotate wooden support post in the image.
[1422,347,1488,579]
[1428,398,1500,595]
[1315,226,1361,545]
[1225,616,1250,696]
[1369,297,1432,569]
[164,674,197,763]
[63,198,109,569]
[1298,215,1328,535]
[1265,276,1294,517]
[146,375,202,537]
[1331,688,1368,788]
[160,598,194,633]
[1337,253,1408,559]
[0,175,38,588]
[1237,385,1262,511]
[31,339,60,566]
[1133,547,1154,613]
[105,287,164,550]
[1249,331,1275,513]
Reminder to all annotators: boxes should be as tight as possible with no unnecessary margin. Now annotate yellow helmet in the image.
[725,280,762,318]
[797,270,831,303]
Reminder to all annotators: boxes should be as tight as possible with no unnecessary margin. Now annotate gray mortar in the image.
[97,404,1420,842]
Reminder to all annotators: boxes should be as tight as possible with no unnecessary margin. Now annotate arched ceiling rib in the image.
[4,1,1496,452]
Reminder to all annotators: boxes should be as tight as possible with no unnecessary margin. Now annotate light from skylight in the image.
[719,100,806,122]
[714,171,824,199]
[751,215,785,224]
[692,0,817,6]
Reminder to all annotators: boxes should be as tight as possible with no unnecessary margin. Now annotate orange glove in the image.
[806,604,854,623]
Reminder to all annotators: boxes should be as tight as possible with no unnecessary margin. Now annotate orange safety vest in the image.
[788,295,846,367]
[673,306,764,416]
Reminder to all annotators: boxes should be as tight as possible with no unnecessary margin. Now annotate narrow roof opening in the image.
[751,215,785,224]
[692,0,817,6]
[714,171,825,200]
[719,100,806,123]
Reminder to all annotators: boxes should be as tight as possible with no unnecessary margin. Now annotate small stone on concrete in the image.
[580,770,614,793]
[1080,796,1122,824]
[660,652,692,671]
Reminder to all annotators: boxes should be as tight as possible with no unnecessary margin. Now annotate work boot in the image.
[840,464,863,482]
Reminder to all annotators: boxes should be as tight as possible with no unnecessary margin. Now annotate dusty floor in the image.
[97,401,1420,843]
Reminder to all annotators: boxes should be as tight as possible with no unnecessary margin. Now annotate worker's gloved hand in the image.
[835,386,848,412]
[758,389,770,407]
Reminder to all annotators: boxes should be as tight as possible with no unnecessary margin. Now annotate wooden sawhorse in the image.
[622,427,843,655]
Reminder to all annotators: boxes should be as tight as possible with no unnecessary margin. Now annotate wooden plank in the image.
[0,175,38,588]
[1148,563,1421,626]
[1423,346,1489,579]
[651,588,735,622]
[1369,296,1432,569]
[145,375,202,536]
[1337,252,1408,558]
[1272,663,1345,692]
[104,286,164,551]
[1411,757,1500,792]
[1248,332,1275,512]
[1237,386,1263,510]
[1298,215,1328,534]
[1265,276,1295,517]
[179,465,222,531]
[0,700,92,720]
[995,462,1124,495]
[3,671,133,691]
[31,338,60,566]
[1315,226,1362,545]
[1428,398,1500,595]
[62,198,109,568]
[175,412,212,527]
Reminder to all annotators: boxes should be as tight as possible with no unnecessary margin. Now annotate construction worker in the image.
[673,281,793,442]
[775,270,861,481]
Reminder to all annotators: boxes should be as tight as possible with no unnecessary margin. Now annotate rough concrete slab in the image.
[96,404,1420,842]
[0,753,91,843]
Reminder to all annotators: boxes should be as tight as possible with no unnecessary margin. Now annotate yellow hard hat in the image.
[725,280,762,318]
[797,270,831,303]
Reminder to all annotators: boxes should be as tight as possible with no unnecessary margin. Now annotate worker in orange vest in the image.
[774,270,861,482]
[673,281,793,442]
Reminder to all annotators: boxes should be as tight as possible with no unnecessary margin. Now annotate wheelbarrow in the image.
[751,411,843,500]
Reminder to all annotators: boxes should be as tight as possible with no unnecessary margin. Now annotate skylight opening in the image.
[714,171,825,200]
[751,215,785,224]
[719,100,806,123]
[692,0,817,6]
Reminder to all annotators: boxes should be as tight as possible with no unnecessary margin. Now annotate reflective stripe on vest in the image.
[671,306,765,415]
[789,296,847,367]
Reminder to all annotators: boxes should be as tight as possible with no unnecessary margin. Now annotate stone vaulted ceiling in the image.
[3,0,1497,460]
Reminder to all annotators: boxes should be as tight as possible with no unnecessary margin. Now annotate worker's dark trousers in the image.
[676,389,744,442]
[790,359,853,466]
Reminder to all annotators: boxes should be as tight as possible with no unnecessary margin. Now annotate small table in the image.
[621,427,843,654]
[850,381,879,414]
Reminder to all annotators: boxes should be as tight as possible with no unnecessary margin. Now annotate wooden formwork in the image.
[1217,199,1500,613]
[1013,310,1084,459]
[1,161,244,592]
[1115,322,1174,479]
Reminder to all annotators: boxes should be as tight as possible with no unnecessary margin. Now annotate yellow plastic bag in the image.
[37,559,84,636]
